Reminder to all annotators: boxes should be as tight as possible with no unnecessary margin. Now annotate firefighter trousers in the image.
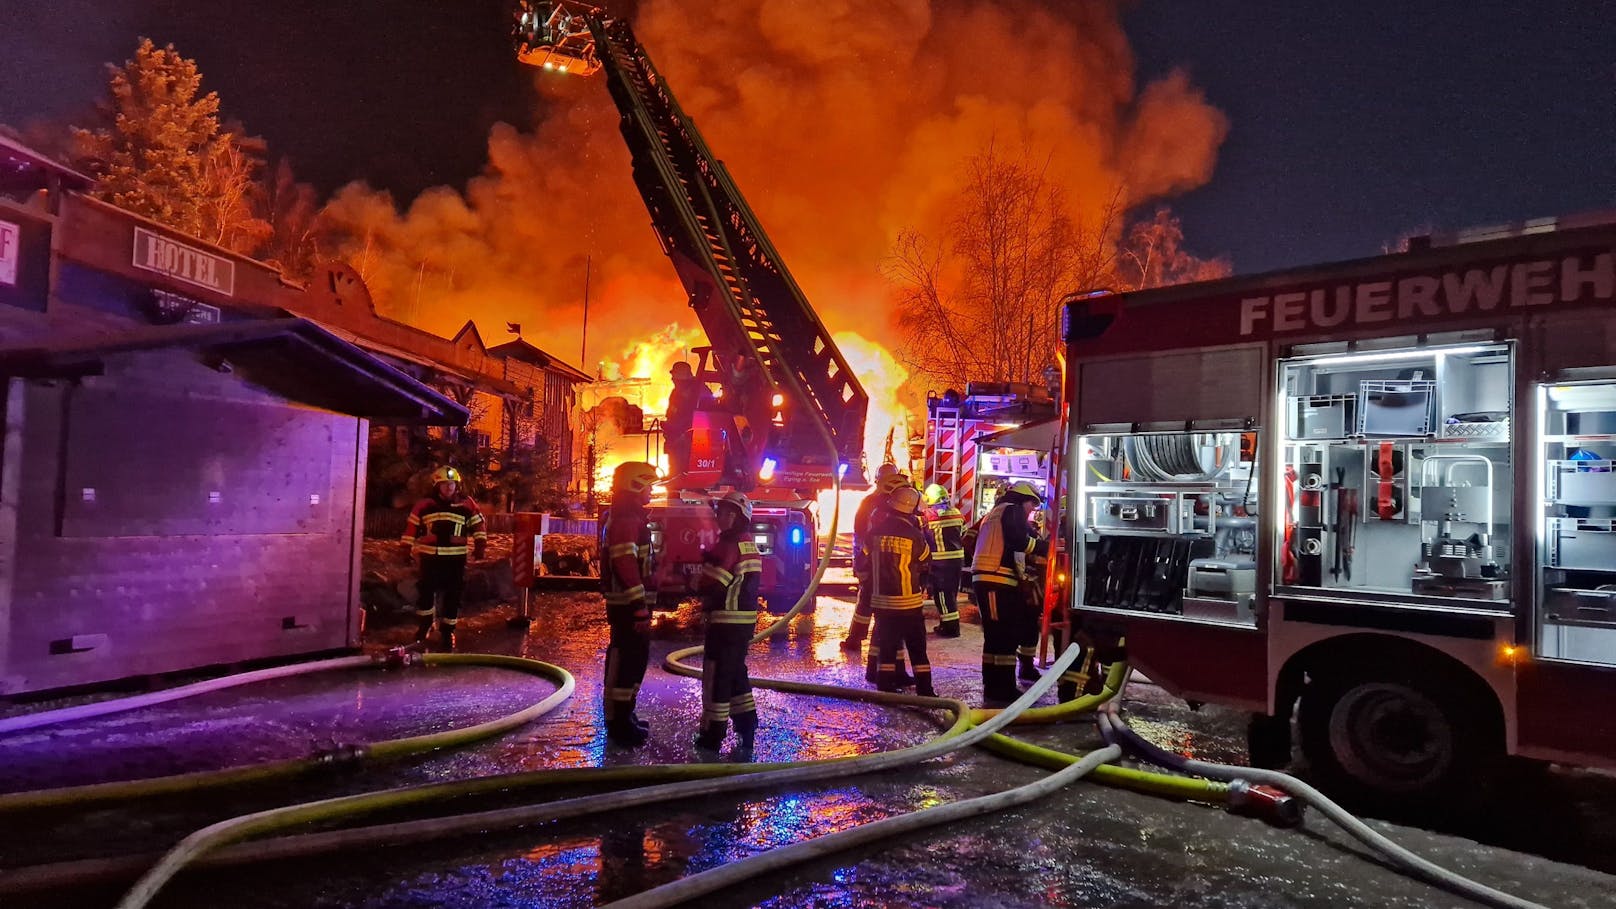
[1017,580,1044,663]
[974,581,1027,701]
[844,575,874,643]
[604,601,652,723]
[700,622,757,738]
[930,560,962,624]
[874,607,933,695]
[415,555,467,628]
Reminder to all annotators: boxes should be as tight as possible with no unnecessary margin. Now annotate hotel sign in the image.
[0,219,18,286]
[132,227,235,296]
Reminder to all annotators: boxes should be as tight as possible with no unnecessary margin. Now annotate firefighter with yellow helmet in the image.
[970,479,1049,705]
[691,490,762,755]
[841,469,916,678]
[923,483,965,637]
[401,466,486,651]
[864,485,937,696]
[600,461,661,747]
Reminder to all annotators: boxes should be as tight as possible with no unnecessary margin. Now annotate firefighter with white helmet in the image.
[600,461,661,747]
[864,485,937,696]
[401,466,486,651]
[923,483,965,637]
[970,479,1049,705]
[691,490,762,755]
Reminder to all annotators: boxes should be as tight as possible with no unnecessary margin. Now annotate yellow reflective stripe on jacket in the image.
[723,550,763,613]
[932,550,965,561]
[413,543,469,556]
[871,592,925,609]
[701,564,735,586]
[607,541,640,559]
[605,583,647,606]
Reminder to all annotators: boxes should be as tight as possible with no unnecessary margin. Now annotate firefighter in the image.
[1017,505,1052,682]
[971,480,1048,706]
[923,483,965,637]
[691,490,762,755]
[401,466,486,652]
[865,485,937,696]
[664,361,714,480]
[601,461,660,748]
[839,468,910,657]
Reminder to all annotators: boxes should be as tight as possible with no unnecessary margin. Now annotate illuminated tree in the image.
[886,145,1226,391]
[886,144,1114,390]
[72,39,268,254]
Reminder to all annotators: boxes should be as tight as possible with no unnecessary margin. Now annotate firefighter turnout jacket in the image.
[971,502,1045,588]
[850,490,889,577]
[927,503,965,561]
[696,527,762,623]
[865,512,932,608]
[602,501,654,612]
[403,492,487,557]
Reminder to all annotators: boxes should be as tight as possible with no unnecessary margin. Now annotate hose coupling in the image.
[1227,778,1304,828]
[311,743,371,769]
[378,646,419,669]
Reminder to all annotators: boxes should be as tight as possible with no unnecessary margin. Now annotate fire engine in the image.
[511,3,869,612]
[922,383,1058,523]
[1053,216,1616,802]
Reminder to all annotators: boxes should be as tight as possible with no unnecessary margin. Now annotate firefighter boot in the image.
[412,616,433,647]
[628,713,650,733]
[693,721,727,753]
[606,717,649,748]
[438,626,457,653]
[914,668,937,699]
[865,651,880,685]
[733,713,757,758]
[1018,654,1043,683]
[934,620,961,638]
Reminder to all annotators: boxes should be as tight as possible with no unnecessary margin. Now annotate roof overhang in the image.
[974,417,1059,453]
[0,318,469,425]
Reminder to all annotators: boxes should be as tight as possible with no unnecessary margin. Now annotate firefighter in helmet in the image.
[840,468,910,659]
[923,483,965,637]
[970,479,1049,705]
[691,490,762,755]
[865,485,937,697]
[600,461,660,747]
[401,466,486,651]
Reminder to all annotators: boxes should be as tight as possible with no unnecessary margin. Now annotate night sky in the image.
[3,1,1613,275]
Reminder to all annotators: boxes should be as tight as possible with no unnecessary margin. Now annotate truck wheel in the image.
[654,592,684,612]
[1298,663,1498,806]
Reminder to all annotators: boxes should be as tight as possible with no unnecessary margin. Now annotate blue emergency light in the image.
[789,526,805,545]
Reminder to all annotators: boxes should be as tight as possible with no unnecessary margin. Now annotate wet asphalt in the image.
[1,592,1614,908]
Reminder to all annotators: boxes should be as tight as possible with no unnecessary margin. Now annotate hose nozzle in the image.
[1227,779,1304,828]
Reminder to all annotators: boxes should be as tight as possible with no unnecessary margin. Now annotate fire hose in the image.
[0,653,576,813]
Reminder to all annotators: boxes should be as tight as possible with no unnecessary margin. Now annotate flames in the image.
[817,331,917,535]
[581,323,704,496]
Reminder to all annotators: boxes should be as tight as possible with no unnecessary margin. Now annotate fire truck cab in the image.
[1059,219,1616,802]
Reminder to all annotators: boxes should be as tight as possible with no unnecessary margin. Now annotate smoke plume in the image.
[320,0,1227,380]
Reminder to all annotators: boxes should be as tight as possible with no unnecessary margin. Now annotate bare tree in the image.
[886,144,1120,391]
[1114,207,1229,291]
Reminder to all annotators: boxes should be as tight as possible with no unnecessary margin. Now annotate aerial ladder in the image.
[512,2,870,610]
[512,2,869,493]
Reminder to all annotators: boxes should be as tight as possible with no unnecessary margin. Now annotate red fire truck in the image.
[513,3,869,613]
[1055,217,1616,802]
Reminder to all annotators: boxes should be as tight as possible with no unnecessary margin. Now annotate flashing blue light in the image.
[789,526,805,545]
[837,462,849,478]
[759,457,777,482]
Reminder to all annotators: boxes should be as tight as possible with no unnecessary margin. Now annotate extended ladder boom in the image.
[515,3,869,489]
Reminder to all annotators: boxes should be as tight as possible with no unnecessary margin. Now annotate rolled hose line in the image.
[1095,709,1549,909]
[109,642,1093,909]
[0,653,577,813]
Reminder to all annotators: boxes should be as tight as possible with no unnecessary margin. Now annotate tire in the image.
[1298,662,1500,807]
[654,592,685,612]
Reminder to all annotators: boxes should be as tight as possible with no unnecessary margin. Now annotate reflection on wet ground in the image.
[3,592,1615,909]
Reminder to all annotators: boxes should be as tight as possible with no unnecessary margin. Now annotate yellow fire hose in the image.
[0,653,576,814]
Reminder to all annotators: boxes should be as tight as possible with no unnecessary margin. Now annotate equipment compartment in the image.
[1549,460,1616,505]
[1549,519,1616,570]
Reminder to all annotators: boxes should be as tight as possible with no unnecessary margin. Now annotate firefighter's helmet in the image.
[1002,480,1043,504]
[889,486,922,515]
[612,461,661,495]
[877,473,911,495]
[714,490,752,522]
[923,483,949,506]
[875,462,899,480]
[670,361,693,380]
[431,466,462,486]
